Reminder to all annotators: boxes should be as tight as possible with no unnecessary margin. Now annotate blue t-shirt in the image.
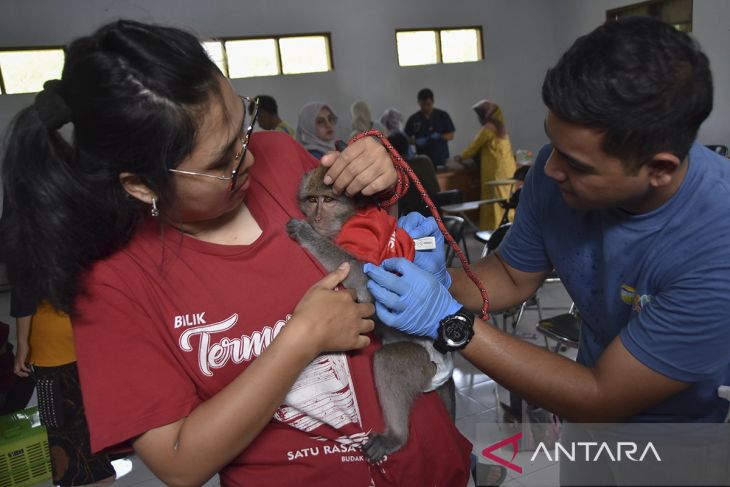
[500,142,730,422]
[404,108,455,166]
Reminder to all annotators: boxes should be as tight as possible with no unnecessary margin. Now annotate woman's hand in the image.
[320,137,396,197]
[13,341,31,377]
[291,262,374,354]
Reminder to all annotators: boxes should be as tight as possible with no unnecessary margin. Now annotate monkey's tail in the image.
[348,130,490,321]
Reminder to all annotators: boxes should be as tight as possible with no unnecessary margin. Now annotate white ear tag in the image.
[414,236,436,250]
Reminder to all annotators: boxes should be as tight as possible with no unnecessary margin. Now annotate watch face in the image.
[442,318,470,347]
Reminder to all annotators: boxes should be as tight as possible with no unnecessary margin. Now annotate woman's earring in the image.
[150,197,160,217]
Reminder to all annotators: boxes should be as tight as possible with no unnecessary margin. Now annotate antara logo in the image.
[531,441,661,463]
[481,432,662,474]
[482,432,523,473]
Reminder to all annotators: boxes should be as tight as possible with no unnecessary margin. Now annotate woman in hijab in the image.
[349,100,383,139]
[296,102,340,159]
[458,100,516,230]
[380,107,404,136]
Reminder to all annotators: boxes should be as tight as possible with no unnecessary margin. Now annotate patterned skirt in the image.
[34,362,116,486]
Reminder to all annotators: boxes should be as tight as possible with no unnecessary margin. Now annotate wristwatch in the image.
[433,307,475,354]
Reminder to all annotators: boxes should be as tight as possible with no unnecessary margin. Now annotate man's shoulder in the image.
[406,111,422,122]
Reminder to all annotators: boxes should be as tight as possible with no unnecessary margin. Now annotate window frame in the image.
[394,25,484,67]
[0,45,66,95]
[206,31,334,79]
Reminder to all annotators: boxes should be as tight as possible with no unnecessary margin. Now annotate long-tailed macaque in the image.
[286,165,455,463]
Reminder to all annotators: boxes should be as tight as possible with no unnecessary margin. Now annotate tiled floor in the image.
[1,231,575,487]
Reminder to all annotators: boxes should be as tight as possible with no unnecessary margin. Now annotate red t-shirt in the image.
[73,132,471,486]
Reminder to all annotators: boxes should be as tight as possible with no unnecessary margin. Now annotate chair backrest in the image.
[398,155,441,217]
[442,215,466,265]
[433,189,463,209]
[442,215,465,243]
[486,223,512,254]
[705,145,729,157]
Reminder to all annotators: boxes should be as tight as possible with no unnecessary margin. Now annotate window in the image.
[279,36,330,75]
[607,0,693,32]
[202,41,227,75]
[0,32,333,95]
[0,48,65,95]
[396,27,482,67]
[205,34,332,79]
[226,39,279,78]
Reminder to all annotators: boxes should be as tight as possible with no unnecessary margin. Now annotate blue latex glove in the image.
[364,258,461,338]
[398,212,451,288]
[415,136,428,147]
[430,131,441,140]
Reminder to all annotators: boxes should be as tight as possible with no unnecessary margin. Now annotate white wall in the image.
[0,0,727,162]
[551,0,730,147]
[0,0,558,157]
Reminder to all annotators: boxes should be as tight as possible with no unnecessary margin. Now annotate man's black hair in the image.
[542,16,712,171]
[417,88,434,101]
[251,94,278,115]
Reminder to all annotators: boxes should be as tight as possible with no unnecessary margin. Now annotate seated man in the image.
[250,94,294,137]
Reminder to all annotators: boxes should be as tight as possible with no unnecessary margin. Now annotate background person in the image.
[11,287,115,487]
[349,100,383,139]
[0,20,472,487]
[404,88,455,169]
[250,94,294,137]
[296,101,341,159]
[380,107,405,137]
[456,100,516,230]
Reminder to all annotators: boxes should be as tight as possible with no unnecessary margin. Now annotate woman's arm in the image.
[132,265,374,487]
[460,128,492,160]
[13,315,32,377]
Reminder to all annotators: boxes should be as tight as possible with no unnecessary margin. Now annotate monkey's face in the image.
[301,193,355,239]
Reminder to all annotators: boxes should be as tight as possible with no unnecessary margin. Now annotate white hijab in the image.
[296,101,337,155]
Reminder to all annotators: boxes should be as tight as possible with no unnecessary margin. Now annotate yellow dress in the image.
[461,127,516,230]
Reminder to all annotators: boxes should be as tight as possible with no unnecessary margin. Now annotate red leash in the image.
[349,130,490,320]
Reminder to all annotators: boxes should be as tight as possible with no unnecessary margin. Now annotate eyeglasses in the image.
[315,115,338,127]
[169,95,258,192]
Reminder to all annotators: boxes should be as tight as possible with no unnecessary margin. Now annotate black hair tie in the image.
[35,79,72,130]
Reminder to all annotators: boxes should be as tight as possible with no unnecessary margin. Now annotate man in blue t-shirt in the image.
[404,88,455,168]
[364,17,730,426]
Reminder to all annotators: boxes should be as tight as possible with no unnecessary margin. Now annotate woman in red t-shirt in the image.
[0,20,472,487]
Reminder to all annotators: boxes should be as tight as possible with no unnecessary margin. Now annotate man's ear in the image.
[645,152,681,188]
[119,172,156,204]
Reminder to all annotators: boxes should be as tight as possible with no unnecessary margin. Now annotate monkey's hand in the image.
[287,218,373,304]
[286,218,317,243]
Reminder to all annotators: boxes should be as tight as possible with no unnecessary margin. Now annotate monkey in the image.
[286,165,455,463]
